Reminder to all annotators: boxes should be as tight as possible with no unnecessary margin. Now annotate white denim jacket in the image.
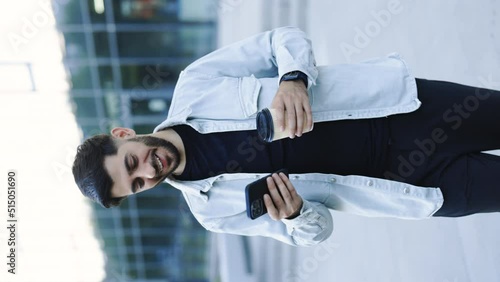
[154,27,444,246]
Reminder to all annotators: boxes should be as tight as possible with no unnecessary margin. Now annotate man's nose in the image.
[135,161,156,179]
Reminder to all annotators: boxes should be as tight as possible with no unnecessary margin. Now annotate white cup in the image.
[256,108,313,142]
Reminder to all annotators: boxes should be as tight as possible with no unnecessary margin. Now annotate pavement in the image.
[215,1,500,281]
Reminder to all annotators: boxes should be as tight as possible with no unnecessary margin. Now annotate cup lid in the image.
[256,108,274,142]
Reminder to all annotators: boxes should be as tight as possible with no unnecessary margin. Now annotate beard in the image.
[130,135,181,181]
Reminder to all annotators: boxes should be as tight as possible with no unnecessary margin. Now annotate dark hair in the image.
[72,134,126,208]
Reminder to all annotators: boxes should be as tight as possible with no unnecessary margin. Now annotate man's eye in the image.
[132,156,138,169]
[127,155,135,171]
[128,157,134,170]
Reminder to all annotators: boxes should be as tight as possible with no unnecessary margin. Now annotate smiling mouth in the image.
[153,154,163,175]
[155,154,163,172]
[152,149,170,177]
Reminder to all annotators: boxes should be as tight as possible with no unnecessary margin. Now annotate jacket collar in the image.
[164,176,215,202]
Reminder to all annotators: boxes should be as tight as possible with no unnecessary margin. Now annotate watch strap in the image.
[280,71,308,88]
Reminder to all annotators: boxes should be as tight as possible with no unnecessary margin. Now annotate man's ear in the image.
[110,127,136,139]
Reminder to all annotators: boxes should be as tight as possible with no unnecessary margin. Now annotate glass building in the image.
[53,0,217,281]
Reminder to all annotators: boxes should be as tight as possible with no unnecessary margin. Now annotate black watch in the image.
[279,71,308,88]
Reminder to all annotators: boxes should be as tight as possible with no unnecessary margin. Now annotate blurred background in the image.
[0,0,500,282]
[50,1,215,280]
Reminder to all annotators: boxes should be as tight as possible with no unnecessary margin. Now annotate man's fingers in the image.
[270,80,312,139]
[272,173,292,206]
[264,173,303,220]
[295,103,304,137]
[272,104,286,132]
[266,176,285,209]
[303,100,313,131]
[264,194,279,220]
[285,102,297,138]
[281,173,300,203]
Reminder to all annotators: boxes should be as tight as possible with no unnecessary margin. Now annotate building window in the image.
[55,1,83,25]
[120,64,181,89]
[93,32,111,58]
[63,32,88,58]
[98,66,114,88]
[131,98,169,116]
[113,0,179,23]
[116,27,215,58]
[87,0,107,23]
[67,65,93,89]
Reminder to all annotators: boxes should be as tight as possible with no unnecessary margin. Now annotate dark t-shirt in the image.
[171,118,390,181]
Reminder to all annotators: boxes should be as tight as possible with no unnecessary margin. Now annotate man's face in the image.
[105,136,181,198]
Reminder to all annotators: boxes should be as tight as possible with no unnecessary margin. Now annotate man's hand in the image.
[264,172,303,220]
[270,80,313,138]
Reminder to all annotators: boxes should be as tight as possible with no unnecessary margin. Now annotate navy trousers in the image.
[383,78,500,217]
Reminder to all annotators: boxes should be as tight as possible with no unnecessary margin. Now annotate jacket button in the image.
[404,187,410,194]
[367,180,374,186]
[330,178,336,183]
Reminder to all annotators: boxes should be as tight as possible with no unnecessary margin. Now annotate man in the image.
[73,27,500,247]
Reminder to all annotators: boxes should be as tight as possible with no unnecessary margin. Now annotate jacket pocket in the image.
[238,75,262,117]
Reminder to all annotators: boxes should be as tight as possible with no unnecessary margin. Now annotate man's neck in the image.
[151,128,186,176]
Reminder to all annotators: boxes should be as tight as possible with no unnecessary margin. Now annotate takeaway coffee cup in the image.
[256,108,313,142]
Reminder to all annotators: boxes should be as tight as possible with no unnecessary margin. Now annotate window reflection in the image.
[93,32,110,57]
[68,65,92,89]
[98,66,113,88]
[120,64,181,89]
[63,33,87,58]
[116,28,215,58]
[72,97,97,118]
[54,1,83,24]
[113,0,179,23]
[87,0,107,23]
[131,98,169,116]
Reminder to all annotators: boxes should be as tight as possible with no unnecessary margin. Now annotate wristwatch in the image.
[279,71,308,88]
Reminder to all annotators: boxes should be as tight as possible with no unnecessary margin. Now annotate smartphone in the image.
[245,168,289,220]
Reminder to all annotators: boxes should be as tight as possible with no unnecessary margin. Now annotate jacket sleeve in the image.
[183,26,319,88]
[200,198,333,247]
